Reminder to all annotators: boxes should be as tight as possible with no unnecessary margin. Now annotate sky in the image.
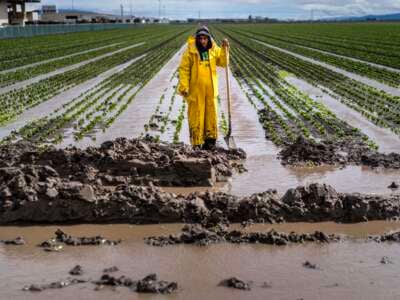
[33,0,400,20]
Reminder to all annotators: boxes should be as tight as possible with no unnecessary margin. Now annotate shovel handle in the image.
[224,44,232,138]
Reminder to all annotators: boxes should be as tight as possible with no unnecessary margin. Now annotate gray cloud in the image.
[36,0,400,19]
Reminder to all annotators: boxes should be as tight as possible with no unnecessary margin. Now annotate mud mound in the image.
[144,224,342,247]
[0,137,246,188]
[369,231,400,243]
[1,182,400,225]
[38,229,121,251]
[279,136,400,168]
[219,277,252,290]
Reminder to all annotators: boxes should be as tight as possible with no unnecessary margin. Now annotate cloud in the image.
[35,0,400,19]
[297,0,400,16]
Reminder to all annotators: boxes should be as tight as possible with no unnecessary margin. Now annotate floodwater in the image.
[2,223,400,300]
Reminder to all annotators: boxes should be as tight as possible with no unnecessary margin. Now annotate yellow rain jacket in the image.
[178,36,228,146]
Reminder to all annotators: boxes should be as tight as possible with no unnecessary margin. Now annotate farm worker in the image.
[178,26,229,150]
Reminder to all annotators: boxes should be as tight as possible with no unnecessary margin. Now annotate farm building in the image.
[0,0,40,26]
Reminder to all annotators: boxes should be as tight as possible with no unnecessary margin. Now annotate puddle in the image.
[1,223,400,299]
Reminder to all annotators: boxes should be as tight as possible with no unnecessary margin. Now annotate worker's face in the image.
[198,35,209,48]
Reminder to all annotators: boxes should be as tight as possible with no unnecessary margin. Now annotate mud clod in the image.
[69,265,83,276]
[94,273,178,294]
[39,229,121,250]
[380,256,393,264]
[219,277,252,290]
[136,274,178,294]
[103,266,119,273]
[0,236,25,245]
[23,278,88,292]
[303,261,319,270]
[369,231,400,243]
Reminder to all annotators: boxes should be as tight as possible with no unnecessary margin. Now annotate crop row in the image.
[212,27,377,149]
[227,23,400,69]
[225,26,400,88]
[0,26,169,71]
[216,25,400,137]
[0,27,190,126]
[4,29,188,145]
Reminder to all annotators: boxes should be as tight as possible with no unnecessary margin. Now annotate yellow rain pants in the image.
[187,60,217,146]
[178,36,228,146]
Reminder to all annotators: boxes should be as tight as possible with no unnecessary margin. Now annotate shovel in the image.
[223,44,237,149]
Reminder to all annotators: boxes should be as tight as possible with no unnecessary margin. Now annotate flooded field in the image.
[1,23,400,299]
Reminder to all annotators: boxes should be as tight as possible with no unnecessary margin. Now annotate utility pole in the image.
[198,10,200,20]
[158,0,161,18]
[130,0,133,19]
[121,3,124,22]
[72,0,74,10]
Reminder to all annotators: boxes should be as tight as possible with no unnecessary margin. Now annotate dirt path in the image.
[0,42,145,96]
[253,39,400,97]
[0,55,146,140]
[0,42,123,75]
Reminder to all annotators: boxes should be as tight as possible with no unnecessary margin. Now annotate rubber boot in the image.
[202,138,216,151]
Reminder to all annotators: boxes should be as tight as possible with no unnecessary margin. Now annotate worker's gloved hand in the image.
[182,91,189,98]
[222,38,230,49]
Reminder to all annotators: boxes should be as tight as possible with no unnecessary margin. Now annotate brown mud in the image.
[280,136,400,169]
[0,136,245,188]
[144,223,342,247]
[2,174,400,224]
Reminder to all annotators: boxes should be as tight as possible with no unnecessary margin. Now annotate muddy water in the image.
[2,223,400,299]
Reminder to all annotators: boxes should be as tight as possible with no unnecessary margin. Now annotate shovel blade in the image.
[224,135,237,149]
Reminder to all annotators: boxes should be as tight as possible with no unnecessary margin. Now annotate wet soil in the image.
[144,223,342,247]
[279,136,400,169]
[2,175,400,225]
[0,136,245,190]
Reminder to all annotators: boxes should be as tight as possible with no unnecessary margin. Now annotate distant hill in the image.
[57,8,116,17]
[58,9,100,15]
[326,12,400,21]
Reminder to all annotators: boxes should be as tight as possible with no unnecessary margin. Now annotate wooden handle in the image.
[225,45,232,138]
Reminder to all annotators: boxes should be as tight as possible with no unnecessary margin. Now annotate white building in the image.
[0,0,41,26]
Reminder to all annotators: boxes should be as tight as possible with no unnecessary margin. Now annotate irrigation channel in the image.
[1,24,400,299]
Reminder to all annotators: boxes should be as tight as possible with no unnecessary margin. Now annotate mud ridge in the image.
[38,229,121,251]
[1,182,400,224]
[279,136,400,168]
[144,224,342,246]
[0,136,246,188]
